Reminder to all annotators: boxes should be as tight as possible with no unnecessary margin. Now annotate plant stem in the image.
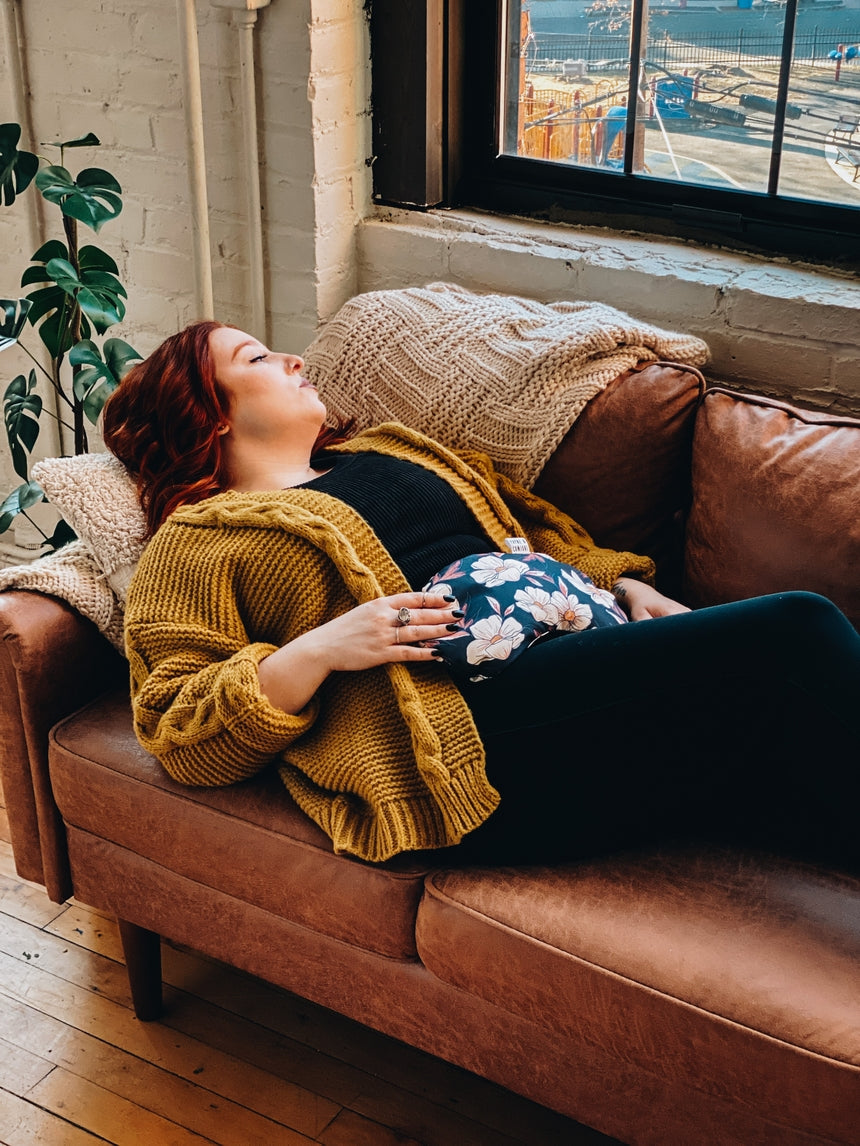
[20,508,50,542]
[18,343,75,409]
[62,212,88,454]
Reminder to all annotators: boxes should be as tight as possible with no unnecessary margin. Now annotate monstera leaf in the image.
[0,123,38,207]
[35,164,122,232]
[3,371,42,479]
[21,242,126,355]
[0,480,44,534]
[0,298,33,353]
[70,337,142,424]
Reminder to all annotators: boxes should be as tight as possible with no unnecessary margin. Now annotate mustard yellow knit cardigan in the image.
[124,424,655,862]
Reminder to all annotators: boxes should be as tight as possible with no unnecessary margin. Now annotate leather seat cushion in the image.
[684,388,860,626]
[417,848,860,1140]
[49,690,436,959]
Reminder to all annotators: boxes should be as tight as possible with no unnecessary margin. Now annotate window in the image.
[370,0,860,265]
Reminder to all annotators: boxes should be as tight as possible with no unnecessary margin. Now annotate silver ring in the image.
[396,606,412,626]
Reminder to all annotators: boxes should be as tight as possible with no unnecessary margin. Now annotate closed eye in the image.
[250,353,268,363]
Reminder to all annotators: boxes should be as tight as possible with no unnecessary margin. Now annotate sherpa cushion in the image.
[32,452,147,603]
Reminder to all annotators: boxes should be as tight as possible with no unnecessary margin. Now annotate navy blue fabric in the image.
[453,592,860,869]
[420,551,627,681]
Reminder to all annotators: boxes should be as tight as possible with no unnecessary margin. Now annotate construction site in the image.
[512,4,860,202]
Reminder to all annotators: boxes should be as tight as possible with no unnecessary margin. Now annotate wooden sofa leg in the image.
[118,919,163,1021]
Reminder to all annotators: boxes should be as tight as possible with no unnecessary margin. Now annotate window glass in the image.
[502,0,860,207]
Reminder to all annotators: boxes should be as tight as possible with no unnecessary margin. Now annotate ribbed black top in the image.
[300,452,491,588]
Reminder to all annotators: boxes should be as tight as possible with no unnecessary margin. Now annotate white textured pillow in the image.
[32,452,148,603]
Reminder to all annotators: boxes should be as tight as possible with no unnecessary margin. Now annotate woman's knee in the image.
[752,590,847,633]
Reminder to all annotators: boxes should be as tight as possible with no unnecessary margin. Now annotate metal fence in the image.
[527,27,860,67]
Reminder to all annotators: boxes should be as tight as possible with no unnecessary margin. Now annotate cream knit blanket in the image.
[304,282,710,488]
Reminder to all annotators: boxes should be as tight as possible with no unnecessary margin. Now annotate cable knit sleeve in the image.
[124,518,320,787]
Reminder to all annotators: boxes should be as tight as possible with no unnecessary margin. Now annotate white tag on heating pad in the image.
[505,537,531,554]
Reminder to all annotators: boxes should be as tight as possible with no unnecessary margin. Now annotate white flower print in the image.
[470,555,530,588]
[466,615,525,665]
[428,582,454,601]
[549,590,593,632]
[514,586,559,625]
[588,585,627,621]
[560,567,590,594]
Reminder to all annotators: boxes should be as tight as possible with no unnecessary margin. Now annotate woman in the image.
[104,321,860,868]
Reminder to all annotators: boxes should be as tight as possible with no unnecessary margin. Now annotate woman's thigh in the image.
[457,593,860,865]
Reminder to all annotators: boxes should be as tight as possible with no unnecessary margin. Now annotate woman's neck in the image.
[225,441,325,492]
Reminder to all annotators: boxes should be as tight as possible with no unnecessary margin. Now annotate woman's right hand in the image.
[257,591,460,713]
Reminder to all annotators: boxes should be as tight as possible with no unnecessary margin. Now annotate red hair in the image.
[102,320,353,537]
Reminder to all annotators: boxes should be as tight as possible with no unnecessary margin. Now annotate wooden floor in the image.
[0,786,618,1146]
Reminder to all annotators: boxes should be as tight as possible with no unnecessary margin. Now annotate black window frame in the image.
[370,0,860,268]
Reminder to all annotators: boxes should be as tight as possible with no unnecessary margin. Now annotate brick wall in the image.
[0,0,370,553]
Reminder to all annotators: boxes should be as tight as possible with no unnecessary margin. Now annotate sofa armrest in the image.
[0,590,126,902]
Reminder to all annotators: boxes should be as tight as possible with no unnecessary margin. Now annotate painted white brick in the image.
[724,269,860,344]
[357,219,448,290]
[128,246,196,296]
[36,51,122,102]
[448,232,578,299]
[705,329,834,392]
[22,9,134,55]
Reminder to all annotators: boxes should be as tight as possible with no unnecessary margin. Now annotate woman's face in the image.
[209,326,326,444]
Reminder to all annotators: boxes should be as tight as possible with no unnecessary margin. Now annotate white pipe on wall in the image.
[211,0,272,342]
[234,8,267,341]
[1,0,67,472]
[1,0,42,258]
[176,0,215,320]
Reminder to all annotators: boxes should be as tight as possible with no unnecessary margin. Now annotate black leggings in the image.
[456,592,860,868]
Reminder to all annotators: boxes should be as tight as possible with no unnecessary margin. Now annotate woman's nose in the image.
[285,354,304,373]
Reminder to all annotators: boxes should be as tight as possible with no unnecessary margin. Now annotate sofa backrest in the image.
[683,388,860,628]
[532,362,705,599]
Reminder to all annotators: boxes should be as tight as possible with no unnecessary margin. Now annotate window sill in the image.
[357,207,860,416]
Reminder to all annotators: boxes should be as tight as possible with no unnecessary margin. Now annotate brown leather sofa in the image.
[1,363,859,1146]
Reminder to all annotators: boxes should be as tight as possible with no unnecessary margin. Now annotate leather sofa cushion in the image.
[533,362,704,598]
[684,388,860,626]
[48,690,435,960]
[417,849,860,1142]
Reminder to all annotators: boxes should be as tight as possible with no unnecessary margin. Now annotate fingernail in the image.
[451,609,465,618]
[443,594,456,603]
[446,623,460,631]
[430,648,443,657]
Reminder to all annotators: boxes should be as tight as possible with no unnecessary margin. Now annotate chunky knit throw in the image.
[304,282,710,489]
[126,424,655,861]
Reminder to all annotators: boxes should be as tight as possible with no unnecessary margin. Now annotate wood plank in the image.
[0,991,326,1145]
[25,1069,223,1146]
[0,1034,54,1093]
[318,1107,424,1146]
[0,844,66,928]
[0,801,11,846]
[0,906,134,1008]
[0,951,339,1139]
[0,1086,103,1146]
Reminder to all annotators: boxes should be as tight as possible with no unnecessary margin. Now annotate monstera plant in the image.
[0,122,141,551]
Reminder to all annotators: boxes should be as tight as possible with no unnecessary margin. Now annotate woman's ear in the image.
[216,424,230,436]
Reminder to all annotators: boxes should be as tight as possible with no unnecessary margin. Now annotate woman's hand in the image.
[611,577,691,622]
[257,591,460,713]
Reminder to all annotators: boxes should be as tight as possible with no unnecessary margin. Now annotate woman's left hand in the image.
[611,577,691,621]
